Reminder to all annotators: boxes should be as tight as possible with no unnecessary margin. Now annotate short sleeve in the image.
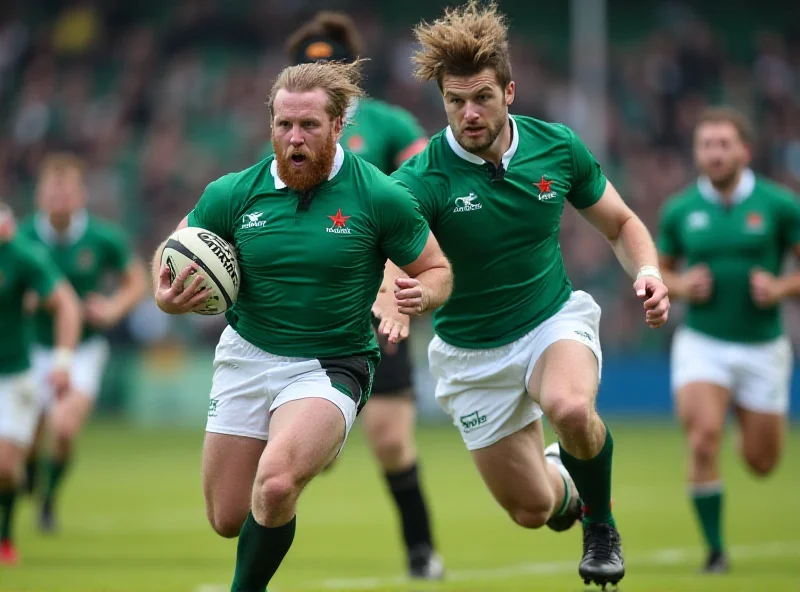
[187,174,236,242]
[386,107,427,162]
[373,178,431,268]
[564,126,608,210]
[778,194,800,248]
[103,225,132,271]
[391,167,440,231]
[21,243,61,299]
[657,201,683,258]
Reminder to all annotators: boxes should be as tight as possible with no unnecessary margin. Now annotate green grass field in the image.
[2,421,798,592]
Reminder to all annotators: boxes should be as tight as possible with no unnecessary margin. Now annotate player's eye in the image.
[476,95,489,102]
[302,121,318,129]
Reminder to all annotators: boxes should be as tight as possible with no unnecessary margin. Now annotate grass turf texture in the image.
[3,421,798,592]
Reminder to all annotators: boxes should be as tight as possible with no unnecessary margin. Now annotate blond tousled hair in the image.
[413,0,512,90]
[267,60,366,123]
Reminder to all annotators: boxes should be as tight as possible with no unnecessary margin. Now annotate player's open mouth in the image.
[290,154,307,166]
[464,127,485,137]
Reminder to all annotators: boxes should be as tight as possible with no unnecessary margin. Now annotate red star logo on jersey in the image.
[534,176,552,193]
[328,209,351,228]
[746,212,764,231]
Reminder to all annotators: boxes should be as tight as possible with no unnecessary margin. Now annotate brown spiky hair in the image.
[696,106,753,145]
[267,59,366,123]
[286,11,364,59]
[413,0,511,90]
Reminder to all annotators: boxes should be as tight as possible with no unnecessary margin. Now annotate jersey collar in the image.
[271,143,345,190]
[697,168,756,204]
[445,115,519,170]
[34,209,89,245]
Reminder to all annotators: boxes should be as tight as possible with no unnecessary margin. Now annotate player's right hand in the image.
[155,264,211,315]
[681,264,713,303]
[48,368,70,399]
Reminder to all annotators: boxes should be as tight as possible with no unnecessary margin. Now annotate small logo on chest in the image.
[77,249,95,270]
[745,212,765,233]
[534,176,558,201]
[687,211,710,230]
[241,212,266,229]
[327,209,352,234]
[453,192,482,212]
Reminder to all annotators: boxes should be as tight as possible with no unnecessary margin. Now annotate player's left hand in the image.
[372,287,409,346]
[750,268,783,308]
[48,368,70,399]
[84,293,121,328]
[634,275,670,328]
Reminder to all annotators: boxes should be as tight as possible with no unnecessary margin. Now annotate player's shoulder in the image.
[754,174,798,203]
[513,114,574,144]
[7,234,50,265]
[345,151,407,192]
[358,97,415,122]
[662,182,703,214]
[394,128,449,177]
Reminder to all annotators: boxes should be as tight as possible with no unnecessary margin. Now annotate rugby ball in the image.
[161,227,240,315]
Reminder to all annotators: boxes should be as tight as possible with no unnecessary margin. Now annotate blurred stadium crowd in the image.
[1,0,799,352]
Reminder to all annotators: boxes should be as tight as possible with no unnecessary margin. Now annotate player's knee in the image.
[544,392,594,436]
[0,457,18,489]
[255,473,300,514]
[689,426,722,464]
[743,450,779,478]
[371,434,409,468]
[208,511,246,539]
[509,501,552,530]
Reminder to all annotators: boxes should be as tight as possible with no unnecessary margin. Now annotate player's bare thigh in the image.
[49,390,94,442]
[469,419,556,529]
[528,340,601,454]
[202,433,265,538]
[360,395,416,472]
[734,406,785,477]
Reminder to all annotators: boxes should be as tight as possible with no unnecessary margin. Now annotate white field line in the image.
[195,540,800,591]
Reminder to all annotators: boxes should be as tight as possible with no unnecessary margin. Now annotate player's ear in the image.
[505,81,515,107]
[332,115,344,140]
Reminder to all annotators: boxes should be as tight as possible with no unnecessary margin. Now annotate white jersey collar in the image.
[697,168,755,204]
[35,209,89,245]
[271,143,345,190]
[445,115,519,170]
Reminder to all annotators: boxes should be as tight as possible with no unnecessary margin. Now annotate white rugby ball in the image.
[161,227,240,315]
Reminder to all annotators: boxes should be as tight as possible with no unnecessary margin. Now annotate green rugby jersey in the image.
[261,98,426,174]
[187,145,430,365]
[392,115,607,348]
[19,212,131,346]
[0,236,61,374]
[658,170,800,342]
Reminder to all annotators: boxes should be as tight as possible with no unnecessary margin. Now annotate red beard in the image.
[274,132,336,192]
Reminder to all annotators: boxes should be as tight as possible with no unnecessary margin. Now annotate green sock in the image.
[25,456,39,494]
[559,426,616,527]
[44,458,70,506]
[0,489,17,541]
[231,512,296,592]
[692,483,724,553]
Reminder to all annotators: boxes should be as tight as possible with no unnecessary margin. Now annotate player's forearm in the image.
[381,259,409,296]
[417,265,453,312]
[110,260,148,318]
[777,272,800,299]
[610,216,661,279]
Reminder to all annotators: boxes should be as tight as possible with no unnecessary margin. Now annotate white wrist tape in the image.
[636,265,662,282]
[52,348,74,371]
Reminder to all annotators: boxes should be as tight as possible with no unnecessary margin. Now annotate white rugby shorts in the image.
[429,290,603,450]
[206,326,373,455]
[671,326,792,414]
